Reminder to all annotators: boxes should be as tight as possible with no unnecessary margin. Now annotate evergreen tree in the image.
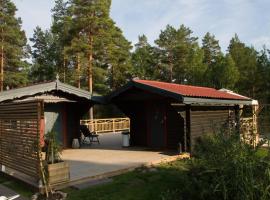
[131,35,158,80]
[29,27,57,82]
[202,32,222,66]
[105,25,132,90]
[256,47,270,102]
[228,34,258,98]
[70,0,112,93]
[210,54,239,89]
[202,32,223,87]
[51,0,72,83]
[0,0,29,90]
[155,24,205,85]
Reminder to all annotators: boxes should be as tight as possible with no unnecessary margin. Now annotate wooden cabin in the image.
[109,79,253,152]
[0,79,101,148]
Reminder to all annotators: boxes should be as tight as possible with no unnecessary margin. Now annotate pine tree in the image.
[202,32,223,87]
[256,47,270,102]
[155,24,205,85]
[228,34,258,97]
[105,25,132,90]
[132,35,158,80]
[202,32,222,66]
[29,27,57,82]
[210,54,239,89]
[70,0,112,94]
[51,0,72,82]
[0,0,29,90]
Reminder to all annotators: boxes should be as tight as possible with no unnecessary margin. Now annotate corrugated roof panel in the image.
[0,81,94,103]
[134,79,250,100]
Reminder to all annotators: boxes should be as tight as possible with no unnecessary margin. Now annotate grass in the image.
[255,147,269,158]
[0,160,189,200]
[0,175,34,198]
[65,160,189,200]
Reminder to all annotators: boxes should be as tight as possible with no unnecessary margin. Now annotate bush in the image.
[162,132,270,200]
[191,132,270,200]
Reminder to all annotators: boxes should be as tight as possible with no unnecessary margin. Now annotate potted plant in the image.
[44,131,70,187]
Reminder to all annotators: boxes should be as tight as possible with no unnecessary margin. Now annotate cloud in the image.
[251,36,270,50]
[111,0,270,51]
[11,0,270,52]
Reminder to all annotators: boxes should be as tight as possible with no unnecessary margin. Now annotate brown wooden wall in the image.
[0,100,43,180]
[166,105,184,149]
[190,108,234,147]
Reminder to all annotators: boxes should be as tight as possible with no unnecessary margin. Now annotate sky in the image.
[13,0,270,51]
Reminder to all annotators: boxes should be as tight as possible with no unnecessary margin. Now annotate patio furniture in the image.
[80,125,100,145]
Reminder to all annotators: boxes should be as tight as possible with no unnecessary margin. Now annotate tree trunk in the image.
[168,51,173,82]
[77,54,81,88]
[88,34,93,119]
[111,65,114,90]
[63,56,66,83]
[0,28,4,92]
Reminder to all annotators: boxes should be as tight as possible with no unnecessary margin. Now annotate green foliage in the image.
[42,0,132,93]
[228,34,258,97]
[189,133,270,200]
[29,27,58,82]
[202,32,222,66]
[154,24,206,85]
[0,0,29,88]
[45,131,62,164]
[208,54,239,89]
[132,35,159,80]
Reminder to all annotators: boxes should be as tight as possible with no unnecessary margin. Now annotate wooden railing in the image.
[80,118,130,133]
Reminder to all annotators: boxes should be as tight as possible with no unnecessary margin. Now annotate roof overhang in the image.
[109,80,253,106]
[182,96,253,106]
[0,80,102,104]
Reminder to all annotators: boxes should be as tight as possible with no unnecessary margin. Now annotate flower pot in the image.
[47,161,70,186]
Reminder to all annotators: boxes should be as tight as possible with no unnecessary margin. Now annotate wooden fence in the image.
[80,118,130,133]
[0,100,43,180]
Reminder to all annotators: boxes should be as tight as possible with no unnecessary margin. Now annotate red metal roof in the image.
[133,79,250,100]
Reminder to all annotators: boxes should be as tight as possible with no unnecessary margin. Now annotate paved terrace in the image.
[62,133,178,183]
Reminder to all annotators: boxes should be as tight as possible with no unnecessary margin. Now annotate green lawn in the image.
[0,160,188,200]
[0,175,33,198]
[65,160,189,200]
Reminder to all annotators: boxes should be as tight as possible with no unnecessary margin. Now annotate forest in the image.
[1,0,270,103]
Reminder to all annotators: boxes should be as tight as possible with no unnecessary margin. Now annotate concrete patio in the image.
[62,132,178,184]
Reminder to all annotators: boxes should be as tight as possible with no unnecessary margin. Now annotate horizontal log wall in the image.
[190,109,234,146]
[0,100,43,179]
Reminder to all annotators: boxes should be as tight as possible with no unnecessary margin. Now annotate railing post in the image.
[113,119,115,133]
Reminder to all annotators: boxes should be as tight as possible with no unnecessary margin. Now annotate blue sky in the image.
[13,0,270,51]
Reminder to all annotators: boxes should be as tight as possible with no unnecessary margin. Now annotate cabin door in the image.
[44,104,63,145]
[149,103,165,148]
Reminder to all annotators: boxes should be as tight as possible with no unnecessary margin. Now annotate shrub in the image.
[190,132,270,200]
[162,131,270,200]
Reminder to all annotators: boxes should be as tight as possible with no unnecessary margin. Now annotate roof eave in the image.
[183,96,253,105]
